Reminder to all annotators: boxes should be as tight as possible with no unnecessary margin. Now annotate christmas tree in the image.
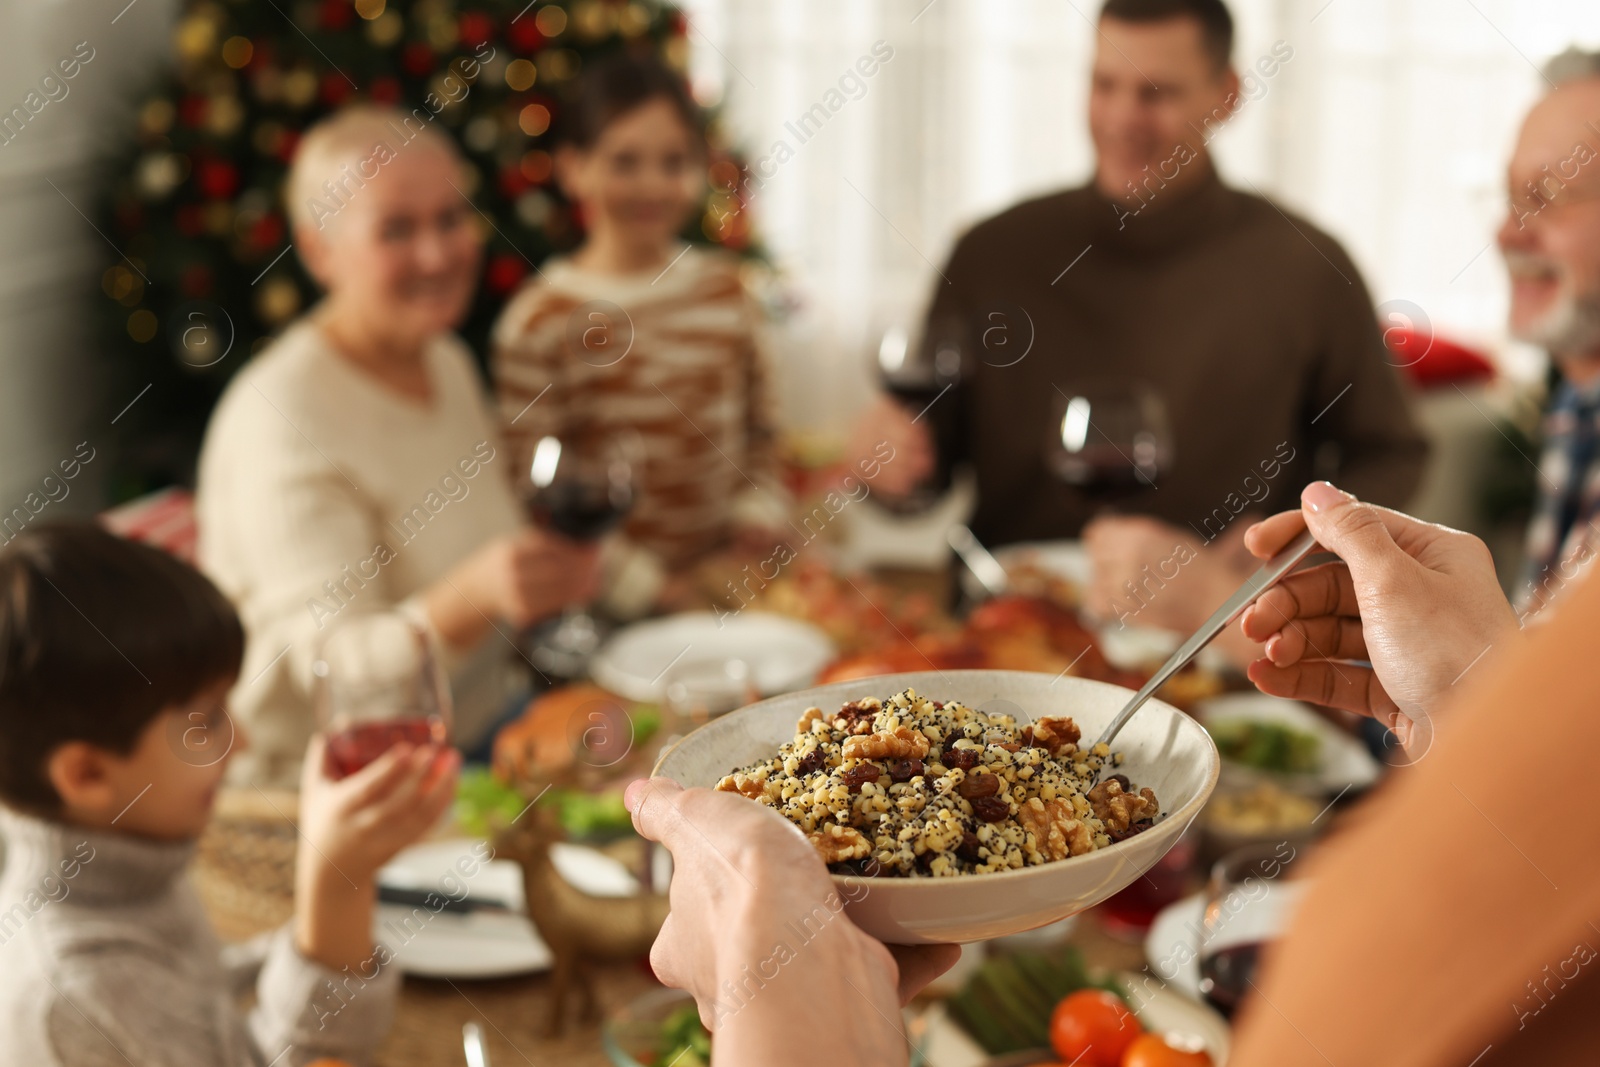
[95,0,759,499]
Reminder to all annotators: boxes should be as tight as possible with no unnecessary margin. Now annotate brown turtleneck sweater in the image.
[922,165,1428,546]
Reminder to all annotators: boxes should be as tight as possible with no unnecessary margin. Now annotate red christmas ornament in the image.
[670,11,688,35]
[459,11,494,49]
[178,95,208,128]
[321,72,354,107]
[485,253,526,294]
[508,17,543,53]
[196,158,239,200]
[180,263,214,298]
[319,0,354,31]
[176,203,208,237]
[369,76,402,104]
[497,165,529,200]
[250,214,285,250]
[402,42,435,77]
[277,129,302,164]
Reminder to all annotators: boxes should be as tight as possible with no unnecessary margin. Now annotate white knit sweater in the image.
[0,808,398,1066]
[197,318,524,787]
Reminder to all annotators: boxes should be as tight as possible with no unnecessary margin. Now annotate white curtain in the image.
[681,0,1600,434]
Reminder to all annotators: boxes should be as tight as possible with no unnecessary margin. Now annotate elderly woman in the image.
[198,106,597,786]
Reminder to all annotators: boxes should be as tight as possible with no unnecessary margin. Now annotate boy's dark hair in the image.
[1099,0,1234,72]
[558,52,704,149]
[0,522,244,816]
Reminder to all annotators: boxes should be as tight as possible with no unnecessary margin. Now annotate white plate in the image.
[1144,893,1208,999]
[915,973,1230,1065]
[374,838,640,978]
[968,541,1228,673]
[1195,693,1381,794]
[591,610,836,703]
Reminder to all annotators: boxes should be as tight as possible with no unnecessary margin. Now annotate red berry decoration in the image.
[196,159,239,200]
[485,253,527,294]
[459,11,494,48]
[402,42,435,77]
[369,76,401,104]
[508,17,543,53]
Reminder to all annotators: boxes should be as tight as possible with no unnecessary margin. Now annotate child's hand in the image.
[297,734,460,885]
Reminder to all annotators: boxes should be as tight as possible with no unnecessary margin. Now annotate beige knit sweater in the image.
[0,808,398,1066]
[197,318,523,787]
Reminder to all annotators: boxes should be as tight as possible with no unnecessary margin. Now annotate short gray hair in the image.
[1543,47,1600,86]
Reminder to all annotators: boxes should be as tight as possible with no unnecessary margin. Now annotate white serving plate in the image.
[374,838,640,978]
[1195,692,1381,795]
[591,610,836,702]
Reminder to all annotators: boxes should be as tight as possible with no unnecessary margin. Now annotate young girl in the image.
[493,55,786,619]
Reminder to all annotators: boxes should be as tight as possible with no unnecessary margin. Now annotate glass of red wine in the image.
[1196,840,1309,1019]
[1046,381,1172,505]
[521,428,637,677]
[313,611,453,780]
[875,316,964,514]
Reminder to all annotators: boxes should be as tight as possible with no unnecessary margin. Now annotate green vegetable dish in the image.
[1207,718,1321,775]
[655,1003,711,1066]
[946,944,1125,1054]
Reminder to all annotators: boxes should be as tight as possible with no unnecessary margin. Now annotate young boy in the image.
[0,522,459,1066]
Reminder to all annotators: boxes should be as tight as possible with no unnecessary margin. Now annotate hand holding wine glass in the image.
[521,428,638,675]
[1046,380,1171,502]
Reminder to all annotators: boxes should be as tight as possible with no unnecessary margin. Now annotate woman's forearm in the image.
[421,572,494,651]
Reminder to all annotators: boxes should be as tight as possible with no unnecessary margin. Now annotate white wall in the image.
[0,0,177,515]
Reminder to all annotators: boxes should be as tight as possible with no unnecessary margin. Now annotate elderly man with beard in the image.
[1500,50,1600,619]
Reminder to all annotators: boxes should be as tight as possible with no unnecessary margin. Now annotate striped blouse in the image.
[491,245,785,615]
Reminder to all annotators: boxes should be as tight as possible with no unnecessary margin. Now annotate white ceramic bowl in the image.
[653,669,1219,944]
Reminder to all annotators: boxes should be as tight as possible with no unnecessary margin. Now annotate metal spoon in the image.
[947,524,1010,598]
[463,1021,491,1067]
[1093,529,1319,748]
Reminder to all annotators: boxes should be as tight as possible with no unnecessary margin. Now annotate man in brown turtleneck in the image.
[883,0,1426,638]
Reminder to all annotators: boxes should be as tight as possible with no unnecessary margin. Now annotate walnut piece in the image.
[1017,797,1094,861]
[1029,716,1081,754]
[714,771,769,801]
[809,824,871,864]
[841,726,930,761]
[1017,797,1094,860]
[1087,778,1159,832]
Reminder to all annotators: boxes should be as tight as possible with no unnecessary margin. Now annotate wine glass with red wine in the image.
[1196,841,1309,1019]
[313,612,452,779]
[522,429,637,677]
[875,316,964,514]
[1046,381,1171,505]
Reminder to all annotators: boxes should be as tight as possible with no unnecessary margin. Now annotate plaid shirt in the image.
[1520,376,1600,616]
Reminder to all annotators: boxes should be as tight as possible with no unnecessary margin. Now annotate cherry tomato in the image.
[1121,1033,1215,1067]
[1048,989,1142,1066]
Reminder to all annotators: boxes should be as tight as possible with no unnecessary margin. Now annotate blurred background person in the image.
[1500,49,1600,620]
[197,107,598,787]
[866,0,1427,658]
[493,55,787,622]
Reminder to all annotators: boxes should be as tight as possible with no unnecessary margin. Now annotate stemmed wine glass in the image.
[1045,381,1172,505]
[875,314,964,514]
[521,427,638,677]
[1196,841,1309,1019]
[313,611,453,779]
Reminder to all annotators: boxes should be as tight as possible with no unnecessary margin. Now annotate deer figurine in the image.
[492,805,672,1036]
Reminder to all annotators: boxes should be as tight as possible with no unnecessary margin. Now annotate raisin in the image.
[970,796,1010,822]
[957,772,1000,799]
[945,748,979,771]
[840,764,881,792]
[1108,817,1154,843]
[955,831,984,864]
[887,757,924,782]
[914,850,936,874]
[796,749,824,776]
